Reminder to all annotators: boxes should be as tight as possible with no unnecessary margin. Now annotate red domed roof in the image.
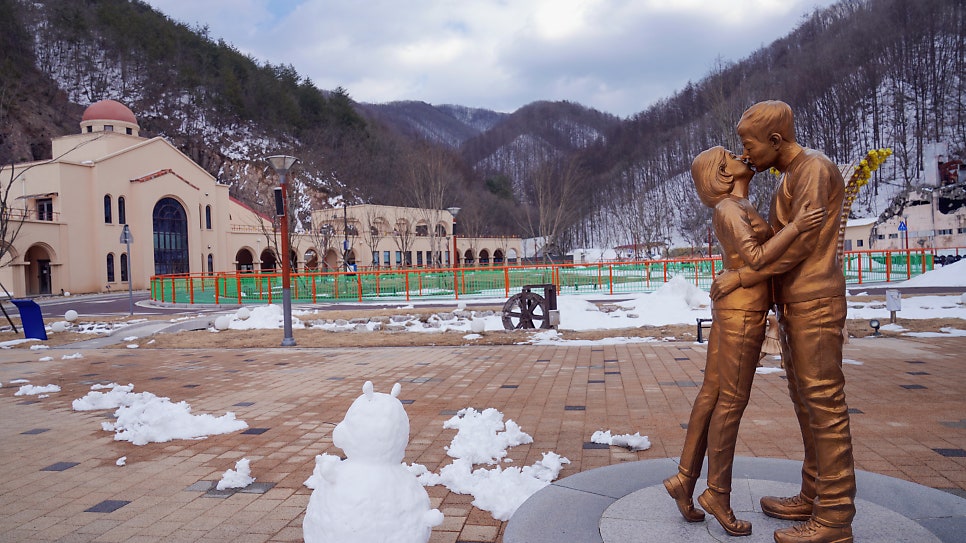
[82,100,137,124]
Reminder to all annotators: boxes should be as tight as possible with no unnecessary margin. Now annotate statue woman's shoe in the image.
[662,474,705,522]
[697,488,752,537]
[773,518,853,543]
[760,493,813,521]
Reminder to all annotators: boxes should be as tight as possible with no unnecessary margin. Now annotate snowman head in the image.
[333,381,410,463]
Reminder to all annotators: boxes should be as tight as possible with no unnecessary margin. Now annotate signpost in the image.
[119,224,134,315]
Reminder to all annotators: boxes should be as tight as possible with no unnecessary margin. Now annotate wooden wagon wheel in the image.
[502,291,550,330]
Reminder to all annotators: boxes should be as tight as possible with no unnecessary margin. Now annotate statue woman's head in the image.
[692,146,735,208]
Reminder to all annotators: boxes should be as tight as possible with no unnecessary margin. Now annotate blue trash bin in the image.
[11,299,48,340]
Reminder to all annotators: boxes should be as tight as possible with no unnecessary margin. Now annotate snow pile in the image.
[900,258,966,287]
[217,458,255,490]
[591,430,651,451]
[904,327,966,338]
[303,382,442,543]
[442,408,533,464]
[72,383,248,445]
[414,408,570,521]
[226,304,304,331]
[72,383,137,410]
[15,384,61,396]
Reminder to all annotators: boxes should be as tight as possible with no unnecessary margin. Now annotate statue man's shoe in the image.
[773,519,853,543]
[760,493,813,521]
[662,474,705,522]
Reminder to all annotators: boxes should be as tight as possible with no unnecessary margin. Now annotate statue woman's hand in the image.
[790,201,826,233]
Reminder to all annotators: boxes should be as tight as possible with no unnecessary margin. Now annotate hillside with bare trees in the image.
[1,0,962,256]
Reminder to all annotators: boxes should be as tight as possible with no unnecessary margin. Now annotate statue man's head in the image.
[736,100,799,173]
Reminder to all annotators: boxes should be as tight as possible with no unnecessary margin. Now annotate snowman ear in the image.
[390,383,401,397]
[363,381,374,398]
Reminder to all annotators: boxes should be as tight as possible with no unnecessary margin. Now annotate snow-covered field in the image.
[205,259,966,344]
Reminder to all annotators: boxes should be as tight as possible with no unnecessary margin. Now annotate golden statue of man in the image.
[713,100,856,543]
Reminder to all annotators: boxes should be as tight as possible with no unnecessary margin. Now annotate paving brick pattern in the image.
[0,335,963,542]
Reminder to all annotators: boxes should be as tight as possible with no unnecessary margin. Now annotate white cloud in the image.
[144,0,838,117]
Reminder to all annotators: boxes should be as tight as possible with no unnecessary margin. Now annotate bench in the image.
[696,318,712,343]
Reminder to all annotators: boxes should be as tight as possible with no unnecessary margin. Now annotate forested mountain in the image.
[584,0,965,252]
[1,0,963,255]
[359,101,507,148]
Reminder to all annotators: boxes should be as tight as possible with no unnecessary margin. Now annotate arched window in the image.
[107,253,115,282]
[118,196,126,224]
[205,205,212,229]
[120,253,129,282]
[207,253,214,274]
[153,198,189,275]
[104,195,112,223]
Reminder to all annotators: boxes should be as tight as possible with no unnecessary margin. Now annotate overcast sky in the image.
[143,0,839,118]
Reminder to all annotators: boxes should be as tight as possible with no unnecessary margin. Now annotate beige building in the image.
[842,217,877,252]
[0,100,522,298]
[307,204,521,271]
[867,188,966,251]
[0,100,278,297]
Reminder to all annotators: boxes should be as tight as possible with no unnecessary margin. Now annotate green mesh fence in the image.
[150,251,933,305]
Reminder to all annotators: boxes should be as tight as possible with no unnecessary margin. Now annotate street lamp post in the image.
[446,207,461,267]
[446,207,460,299]
[267,155,298,347]
[342,202,350,271]
[119,224,134,316]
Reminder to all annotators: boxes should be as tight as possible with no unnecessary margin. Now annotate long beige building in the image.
[309,204,521,271]
[0,100,522,298]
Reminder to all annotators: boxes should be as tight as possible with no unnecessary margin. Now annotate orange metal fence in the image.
[150,248,960,305]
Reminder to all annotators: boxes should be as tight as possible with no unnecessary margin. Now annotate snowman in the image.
[303,381,443,543]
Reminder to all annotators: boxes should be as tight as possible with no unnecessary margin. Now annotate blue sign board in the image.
[897,221,907,231]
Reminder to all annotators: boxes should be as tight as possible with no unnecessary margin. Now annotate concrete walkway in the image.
[0,334,963,542]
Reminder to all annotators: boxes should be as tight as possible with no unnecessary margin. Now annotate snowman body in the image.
[303,382,443,543]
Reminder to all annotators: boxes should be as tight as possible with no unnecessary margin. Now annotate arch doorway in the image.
[304,249,319,270]
[235,248,254,272]
[260,249,277,272]
[25,245,53,295]
[323,248,339,271]
[153,198,189,275]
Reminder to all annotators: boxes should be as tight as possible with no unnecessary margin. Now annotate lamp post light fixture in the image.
[869,319,881,337]
[266,154,298,347]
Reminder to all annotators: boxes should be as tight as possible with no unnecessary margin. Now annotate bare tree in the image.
[307,214,337,270]
[391,218,415,267]
[359,206,387,268]
[405,145,458,267]
[520,155,585,261]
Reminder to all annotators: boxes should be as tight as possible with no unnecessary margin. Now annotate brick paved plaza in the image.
[1,335,964,542]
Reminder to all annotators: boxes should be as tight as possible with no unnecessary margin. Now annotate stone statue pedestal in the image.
[504,457,966,543]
